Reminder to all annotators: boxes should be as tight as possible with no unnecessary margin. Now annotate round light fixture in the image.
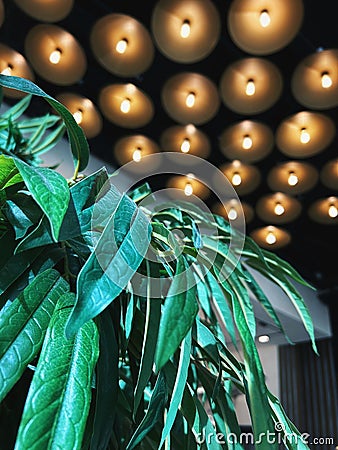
[13,0,74,22]
[219,160,261,196]
[213,199,254,226]
[99,83,154,128]
[166,174,210,200]
[227,0,304,55]
[320,159,338,190]
[160,124,210,160]
[250,225,291,249]
[308,196,338,224]
[161,72,220,125]
[291,49,338,110]
[0,43,35,98]
[113,134,161,171]
[24,24,87,86]
[90,14,154,77]
[219,57,283,114]
[55,92,103,139]
[275,111,335,158]
[151,0,221,63]
[267,161,319,195]
[219,120,274,163]
[256,192,302,224]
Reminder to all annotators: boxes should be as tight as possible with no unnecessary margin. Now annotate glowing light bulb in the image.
[73,110,83,124]
[259,10,271,28]
[228,207,238,220]
[328,204,338,218]
[321,71,332,89]
[242,134,253,150]
[132,148,142,162]
[1,65,12,76]
[258,334,270,343]
[180,20,191,38]
[184,182,193,196]
[49,48,62,64]
[232,172,242,186]
[181,138,191,153]
[266,231,276,245]
[116,38,128,54]
[300,128,310,144]
[186,92,196,108]
[245,79,255,96]
[288,171,299,186]
[274,202,285,216]
[120,98,131,114]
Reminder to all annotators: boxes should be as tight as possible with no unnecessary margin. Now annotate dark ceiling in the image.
[0,0,337,305]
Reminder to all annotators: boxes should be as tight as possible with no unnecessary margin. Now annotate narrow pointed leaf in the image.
[155,256,198,372]
[0,269,69,402]
[15,292,99,450]
[14,159,70,241]
[0,75,89,172]
[1,94,32,121]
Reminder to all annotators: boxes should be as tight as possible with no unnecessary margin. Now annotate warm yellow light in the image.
[49,48,62,64]
[288,171,299,186]
[184,182,193,196]
[259,10,271,28]
[245,79,255,96]
[180,20,191,38]
[321,71,332,89]
[116,38,128,54]
[1,65,12,76]
[120,98,131,114]
[274,202,285,216]
[73,109,83,124]
[328,204,338,218]
[266,231,277,245]
[232,172,242,186]
[132,148,142,162]
[181,138,191,153]
[228,207,238,220]
[242,134,253,150]
[300,127,310,144]
[186,92,196,108]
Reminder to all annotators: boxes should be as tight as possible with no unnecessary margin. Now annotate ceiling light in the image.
[321,71,333,89]
[120,98,131,114]
[245,79,256,96]
[228,207,238,220]
[259,10,271,28]
[300,127,310,144]
[258,334,270,343]
[186,92,196,108]
[116,38,128,54]
[308,197,338,224]
[266,231,277,245]
[274,202,285,216]
[0,65,12,76]
[328,204,338,218]
[73,109,83,124]
[184,182,194,196]
[288,171,299,186]
[132,148,142,163]
[181,138,191,153]
[232,172,242,186]
[13,0,74,22]
[180,19,191,38]
[49,48,62,64]
[242,134,253,150]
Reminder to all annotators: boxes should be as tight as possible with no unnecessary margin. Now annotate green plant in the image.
[0,75,318,450]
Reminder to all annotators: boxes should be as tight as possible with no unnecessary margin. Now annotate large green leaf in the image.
[0,269,69,402]
[65,190,152,337]
[14,159,70,241]
[0,75,89,173]
[0,154,23,189]
[15,292,99,450]
[154,256,198,372]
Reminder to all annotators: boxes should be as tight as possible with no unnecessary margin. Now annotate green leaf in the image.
[154,256,198,372]
[30,122,65,156]
[0,154,23,189]
[126,372,167,450]
[0,75,89,173]
[14,158,70,241]
[15,292,99,450]
[0,269,69,402]
[158,329,192,448]
[5,199,34,239]
[1,94,32,121]
[65,191,152,337]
